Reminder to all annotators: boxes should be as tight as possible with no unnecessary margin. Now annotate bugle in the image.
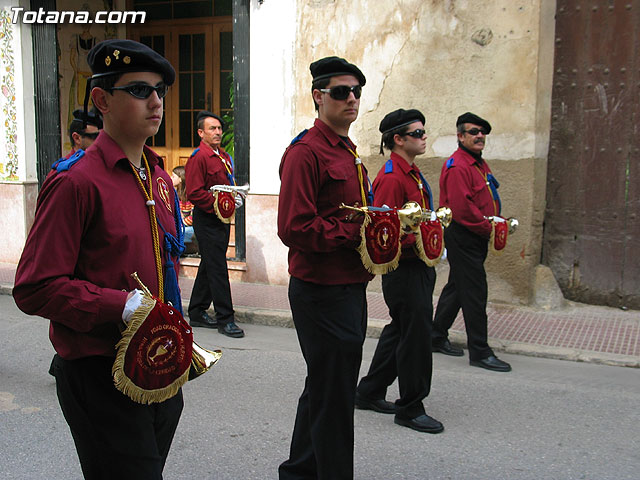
[209,183,250,199]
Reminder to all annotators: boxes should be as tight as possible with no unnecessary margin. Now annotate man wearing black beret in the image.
[64,108,102,159]
[14,39,186,478]
[277,56,373,479]
[355,108,444,433]
[431,112,512,372]
[185,110,245,338]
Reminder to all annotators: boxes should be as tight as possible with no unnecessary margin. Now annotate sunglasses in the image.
[403,129,426,139]
[319,84,362,100]
[464,127,488,136]
[80,131,100,140]
[109,83,169,99]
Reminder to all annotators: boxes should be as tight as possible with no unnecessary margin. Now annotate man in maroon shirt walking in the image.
[277,56,373,480]
[431,112,512,372]
[185,110,244,338]
[14,40,185,478]
[356,108,444,433]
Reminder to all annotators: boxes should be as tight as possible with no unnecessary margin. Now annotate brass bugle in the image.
[397,202,453,232]
[486,216,519,235]
[189,341,222,380]
[209,184,250,199]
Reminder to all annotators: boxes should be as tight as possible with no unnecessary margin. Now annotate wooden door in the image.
[131,21,232,174]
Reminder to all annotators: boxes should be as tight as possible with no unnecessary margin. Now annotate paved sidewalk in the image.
[2,262,638,368]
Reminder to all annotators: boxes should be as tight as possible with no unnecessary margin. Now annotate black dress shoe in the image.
[394,414,444,434]
[189,310,217,328]
[355,393,396,414]
[218,321,245,338]
[432,339,464,357]
[470,355,511,372]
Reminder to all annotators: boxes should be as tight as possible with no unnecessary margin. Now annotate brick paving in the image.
[2,262,638,366]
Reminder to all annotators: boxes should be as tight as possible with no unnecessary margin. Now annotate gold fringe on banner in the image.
[213,191,235,224]
[356,213,402,275]
[414,228,444,267]
[112,295,190,405]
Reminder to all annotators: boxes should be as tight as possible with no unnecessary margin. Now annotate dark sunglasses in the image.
[319,84,362,100]
[464,127,488,136]
[109,83,169,99]
[403,129,426,139]
[80,131,100,140]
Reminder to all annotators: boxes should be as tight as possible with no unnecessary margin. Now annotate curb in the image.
[3,284,638,369]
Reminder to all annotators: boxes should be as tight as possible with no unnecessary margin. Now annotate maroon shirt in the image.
[372,152,434,259]
[278,119,374,285]
[439,146,496,238]
[185,140,233,214]
[13,131,179,360]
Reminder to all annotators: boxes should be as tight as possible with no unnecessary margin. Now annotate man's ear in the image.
[312,89,324,108]
[91,87,109,115]
[71,131,81,147]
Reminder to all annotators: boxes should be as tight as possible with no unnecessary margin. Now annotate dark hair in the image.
[197,113,224,131]
[172,165,187,201]
[311,77,331,111]
[380,124,411,154]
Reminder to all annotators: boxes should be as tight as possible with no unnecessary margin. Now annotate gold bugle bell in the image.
[487,216,519,235]
[397,202,453,232]
[189,341,223,380]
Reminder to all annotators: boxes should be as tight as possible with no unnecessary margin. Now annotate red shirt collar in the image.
[314,118,357,150]
[92,131,161,170]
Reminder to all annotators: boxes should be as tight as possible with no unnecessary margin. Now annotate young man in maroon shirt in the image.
[356,108,444,433]
[14,40,184,478]
[432,112,512,372]
[277,56,373,480]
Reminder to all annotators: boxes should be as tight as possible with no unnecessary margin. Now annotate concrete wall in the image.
[247,0,557,305]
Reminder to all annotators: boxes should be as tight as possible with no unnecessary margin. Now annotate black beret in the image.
[456,112,492,134]
[379,108,425,134]
[310,56,366,86]
[195,111,224,130]
[88,39,175,86]
[72,108,102,129]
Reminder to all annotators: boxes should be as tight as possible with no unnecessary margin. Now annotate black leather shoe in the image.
[432,339,464,357]
[189,310,217,328]
[470,355,511,372]
[394,414,444,434]
[355,393,396,414]
[218,321,245,338]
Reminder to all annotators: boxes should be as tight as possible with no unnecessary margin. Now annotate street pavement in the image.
[1,294,639,480]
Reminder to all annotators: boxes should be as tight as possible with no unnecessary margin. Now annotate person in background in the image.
[356,108,444,434]
[185,111,244,338]
[172,165,197,254]
[65,107,102,159]
[431,112,512,372]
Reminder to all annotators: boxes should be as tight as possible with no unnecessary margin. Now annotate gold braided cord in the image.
[474,165,498,216]
[130,153,164,301]
[408,171,427,209]
[216,153,236,186]
[342,141,368,207]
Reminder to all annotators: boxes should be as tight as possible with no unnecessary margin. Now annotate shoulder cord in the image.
[473,164,499,216]
[130,152,164,301]
[339,139,371,207]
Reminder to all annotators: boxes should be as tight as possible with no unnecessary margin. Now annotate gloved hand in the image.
[234,193,244,208]
[122,289,143,325]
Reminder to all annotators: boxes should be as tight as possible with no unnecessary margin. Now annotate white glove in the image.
[122,289,143,324]
[441,248,448,260]
[234,194,244,208]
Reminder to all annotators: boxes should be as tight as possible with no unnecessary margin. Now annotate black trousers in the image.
[188,206,234,324]
[52,355,183,480]
[358,258,436,419]
[432,221,493,361]
[279,277,367,480]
